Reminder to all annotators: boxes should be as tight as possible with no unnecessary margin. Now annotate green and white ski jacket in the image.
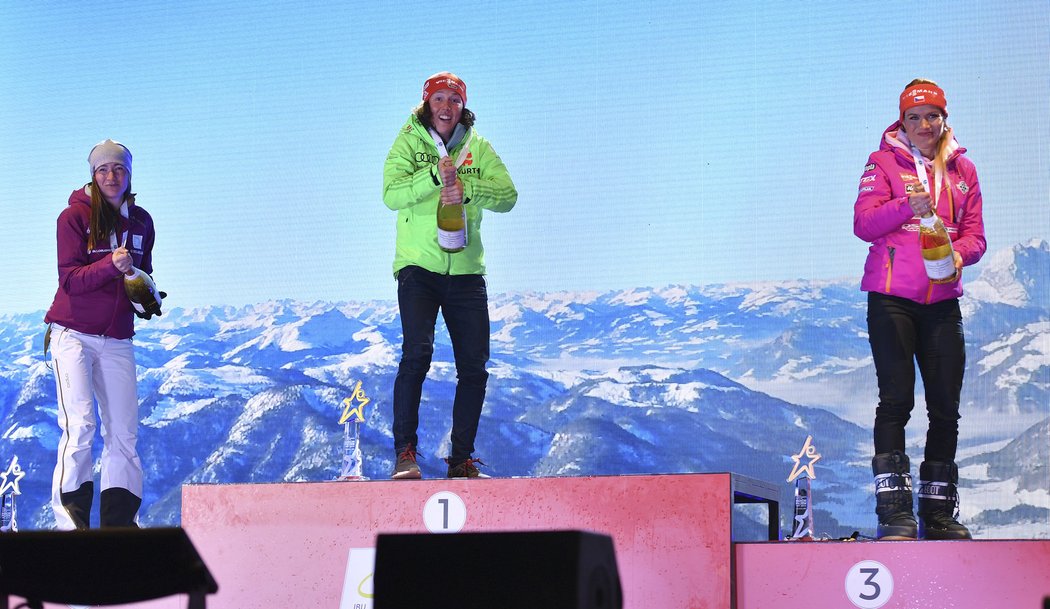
[382,114,517,277]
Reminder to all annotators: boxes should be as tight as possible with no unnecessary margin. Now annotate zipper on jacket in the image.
[884,247,895,293]
[925,281,934,304]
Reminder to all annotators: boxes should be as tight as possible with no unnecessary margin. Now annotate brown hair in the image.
[86,181,135,251]
[413,102,476,130]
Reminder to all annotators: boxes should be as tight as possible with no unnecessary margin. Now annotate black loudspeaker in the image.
[374,529,622,609]
[0,527,217,609]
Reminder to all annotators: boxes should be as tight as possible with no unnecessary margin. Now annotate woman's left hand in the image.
[440,179,463,205]
[953,251,963,271]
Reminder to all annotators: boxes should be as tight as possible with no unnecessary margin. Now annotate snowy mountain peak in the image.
[967,239,1050,307]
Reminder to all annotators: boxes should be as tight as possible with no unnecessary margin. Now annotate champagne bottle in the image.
[124,267,164,318]
[436,160,467,253]
[918,213,957,283]
[437,201,467,253]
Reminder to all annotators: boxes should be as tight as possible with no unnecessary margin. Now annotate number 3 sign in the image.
[845,560,894,608]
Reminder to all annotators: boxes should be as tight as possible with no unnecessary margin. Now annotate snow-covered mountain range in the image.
[1,240,1047,539]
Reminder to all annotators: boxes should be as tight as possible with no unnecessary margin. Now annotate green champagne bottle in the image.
[124,267,164,318]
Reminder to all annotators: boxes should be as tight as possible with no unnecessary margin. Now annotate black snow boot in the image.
[100,487,142,528]
[60,480,94,529]
[918,460,972,540]
[872,451,918,540]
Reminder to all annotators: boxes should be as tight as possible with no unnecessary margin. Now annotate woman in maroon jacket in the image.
[44,139,155,529]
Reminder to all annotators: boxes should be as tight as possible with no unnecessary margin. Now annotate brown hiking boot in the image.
[391,446,422,480]
[446,457,489,479]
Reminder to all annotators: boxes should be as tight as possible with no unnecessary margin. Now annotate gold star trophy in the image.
[786,435,821,539]
[337,381,370,481]
[1,455,26,532]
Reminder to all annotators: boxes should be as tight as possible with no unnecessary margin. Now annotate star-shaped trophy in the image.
[337,381,370,481]
[786,435,821,540]
[1,455,26,532]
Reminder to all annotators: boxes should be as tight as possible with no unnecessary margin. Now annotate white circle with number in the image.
[423,491,467,533]
[845,560,893,608]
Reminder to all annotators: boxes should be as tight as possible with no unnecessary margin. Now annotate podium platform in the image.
[177,473,775,609]
[735,539,1050,608]
[13,473,1045,609]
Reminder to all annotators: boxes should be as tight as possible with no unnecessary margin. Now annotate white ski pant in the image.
[49,324,143,530]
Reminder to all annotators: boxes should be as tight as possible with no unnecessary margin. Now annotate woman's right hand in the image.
[908,188,933,217]
[112,247,133,274]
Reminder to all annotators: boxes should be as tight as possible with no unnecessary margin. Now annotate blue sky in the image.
[1,1,1047,313]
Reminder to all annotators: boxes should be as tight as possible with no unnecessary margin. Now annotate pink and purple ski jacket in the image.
[44,186,155,339]
[853,122,986,304]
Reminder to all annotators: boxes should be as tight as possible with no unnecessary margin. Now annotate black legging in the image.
[867,291,966,463]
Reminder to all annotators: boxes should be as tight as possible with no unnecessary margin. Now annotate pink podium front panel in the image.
[181,473,736,609]
[735,539,1050,609]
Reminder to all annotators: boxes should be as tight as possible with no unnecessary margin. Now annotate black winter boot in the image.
[872,451,918,540]
[60,480,93,529]
[918,461,971,540]
[100,487,141,528]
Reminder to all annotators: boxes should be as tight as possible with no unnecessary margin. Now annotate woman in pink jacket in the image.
[853,80,986,540]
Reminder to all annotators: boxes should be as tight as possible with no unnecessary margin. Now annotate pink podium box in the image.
[177,473,775,609]
[735,539,1050,609]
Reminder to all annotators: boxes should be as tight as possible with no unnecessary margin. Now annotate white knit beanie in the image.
[88,139,132,177]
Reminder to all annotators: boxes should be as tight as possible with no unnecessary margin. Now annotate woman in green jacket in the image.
[383,72,517,479]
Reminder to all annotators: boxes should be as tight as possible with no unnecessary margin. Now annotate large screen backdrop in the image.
[1,2,1047,539]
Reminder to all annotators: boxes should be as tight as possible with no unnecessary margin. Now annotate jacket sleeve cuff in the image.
[898,196,914,218]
